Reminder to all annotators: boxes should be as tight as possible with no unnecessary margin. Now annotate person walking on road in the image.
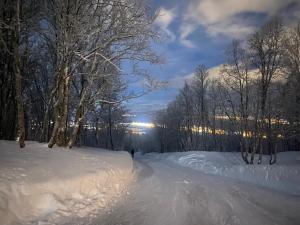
[130,149,135,158]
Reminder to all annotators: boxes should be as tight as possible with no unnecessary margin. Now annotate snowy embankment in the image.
[144,151,300,195]
[0,141,134,225]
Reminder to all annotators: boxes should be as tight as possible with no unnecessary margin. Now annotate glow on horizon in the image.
[130,122,155,128]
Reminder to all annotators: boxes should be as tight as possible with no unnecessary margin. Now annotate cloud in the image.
[180,39,197,48]
[167,65,226,89]
[154,7,177,42]
[205,17,256,39]
[179,23,198,48]
[186,0,291,25]
[168,72,194,88]
[180,0,298,43]
[208,64,257,80]
[207,63,284,83]
[129,100,169,119]
[167,64,258,89]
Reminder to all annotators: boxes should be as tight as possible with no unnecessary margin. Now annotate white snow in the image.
[2,141,299,225]
[144,151,300,196]
[0,141,134,225]
[90,154,300,225]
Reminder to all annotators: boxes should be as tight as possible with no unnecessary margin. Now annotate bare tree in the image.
[14,0,26,148]
[221,40,252,163]
[191,65,209,150]
[178,82,194,151]
[0,1,18,141]
[248,17,284,164]
[281,21,300,152]
[0,0,32,147]
[43,0,158,148]
[154,109,167,153]
[207,81,220,151]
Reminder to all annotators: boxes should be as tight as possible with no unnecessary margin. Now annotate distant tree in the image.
[154,109,167,153]
[41,0,158,148]
[0,0,39,147]
[0,1,18,142]
[207,81,220,151]
[178,82,194,151]
[191,64,209,150]
[151,18,299,158]
[248,17,284,164]
[220,40,252,163]
[14,0,26,148]
[281,21,300,151]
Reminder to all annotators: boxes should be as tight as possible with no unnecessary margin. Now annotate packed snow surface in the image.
[88,153,300,225]
[0,141,134,225]
[1,142,299,225]
[142,151,300,196]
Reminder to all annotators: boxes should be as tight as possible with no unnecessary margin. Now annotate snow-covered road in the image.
[91,155,300,225]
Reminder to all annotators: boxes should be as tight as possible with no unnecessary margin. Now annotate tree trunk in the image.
[270,142,277,165]
[108,105,114,150]
[48,77,64,147]
[68,117,83,148]
[95,118,99,146]
[244,136,249,164]
[48,100,61,148]
[40,88,57,142]
[68,105,84,148]
[27,105,33,140]
[48,66,70,148]
[41,105,50,142]
[258,87,268,164]
[68,83,88,148]
[14,0,25,148]
[57,67,70,146]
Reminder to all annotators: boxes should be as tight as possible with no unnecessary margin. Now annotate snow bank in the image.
[0,141,134,225]
[145,151,300,195]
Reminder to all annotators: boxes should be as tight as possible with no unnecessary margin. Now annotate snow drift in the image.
[0,141,134,225]
[144,151,300,196]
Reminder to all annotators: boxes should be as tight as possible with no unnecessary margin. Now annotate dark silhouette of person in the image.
[130,149,135,158]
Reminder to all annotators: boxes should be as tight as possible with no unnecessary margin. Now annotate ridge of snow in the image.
[0,141,134,225]
[145,151,300,195]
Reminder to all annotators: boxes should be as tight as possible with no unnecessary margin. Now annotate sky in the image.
[126,0,300,123]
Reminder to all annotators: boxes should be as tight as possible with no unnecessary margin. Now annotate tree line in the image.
[0,0,158,149]
[154,18,300,164]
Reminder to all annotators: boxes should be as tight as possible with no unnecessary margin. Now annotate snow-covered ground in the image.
[1,142,299,225]
[0,141,134,225]
[89,154,300,225]
[144,151,300,196]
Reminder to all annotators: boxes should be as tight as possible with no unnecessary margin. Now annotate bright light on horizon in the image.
[130,122,155,128]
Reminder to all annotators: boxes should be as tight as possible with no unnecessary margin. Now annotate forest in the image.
[153,18,300,164]
[1,1,300,224]
[0,0,159,150]
[1,0,299,165]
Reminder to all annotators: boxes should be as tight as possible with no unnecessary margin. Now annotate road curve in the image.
[91,156,300,225]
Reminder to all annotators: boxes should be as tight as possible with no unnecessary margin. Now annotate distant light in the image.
[130,122,155,128]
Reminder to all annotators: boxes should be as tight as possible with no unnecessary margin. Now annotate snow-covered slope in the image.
[0,141,134,225]
[144,151,300,195]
